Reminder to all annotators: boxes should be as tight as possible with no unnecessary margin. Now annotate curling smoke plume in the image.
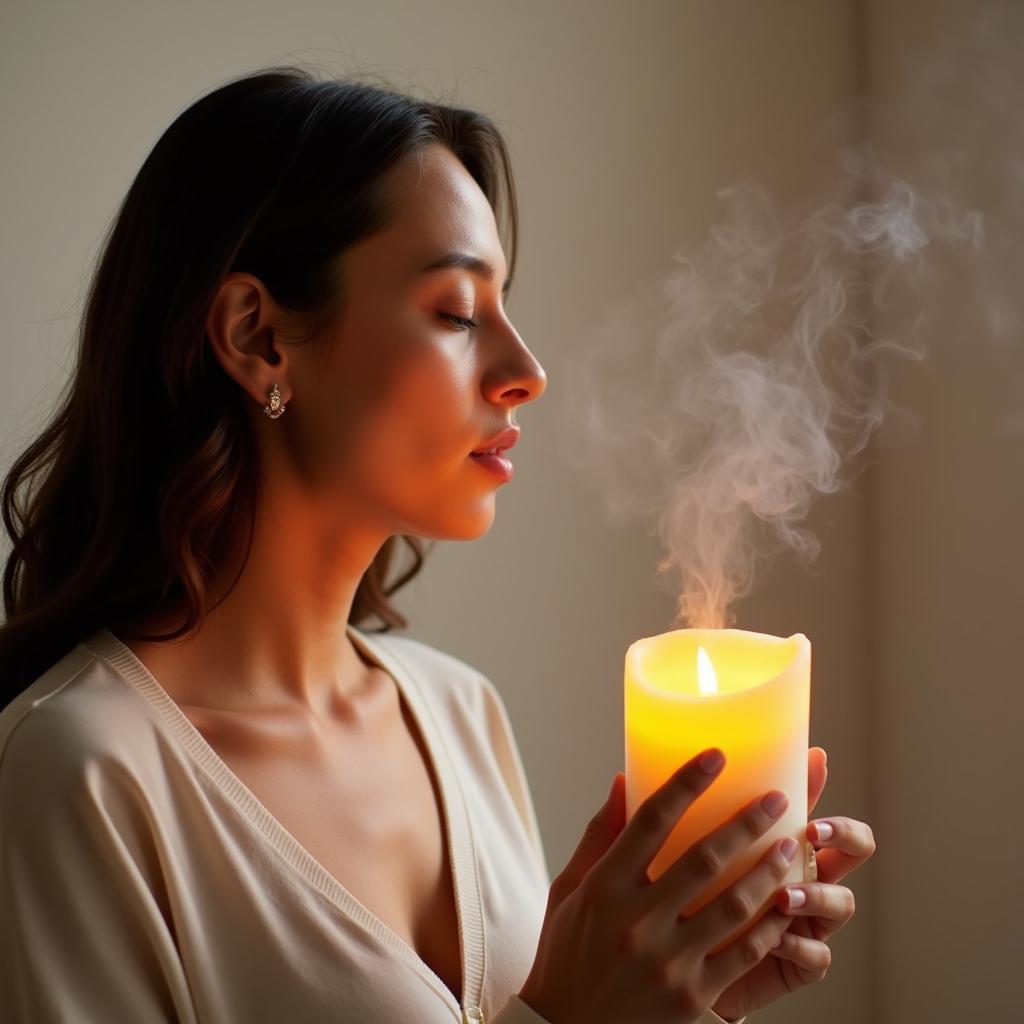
[558,145,984,630]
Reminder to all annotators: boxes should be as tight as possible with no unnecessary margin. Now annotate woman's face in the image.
[287,142,547,541]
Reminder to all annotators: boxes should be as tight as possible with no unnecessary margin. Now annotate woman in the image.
[0,67,874,1023]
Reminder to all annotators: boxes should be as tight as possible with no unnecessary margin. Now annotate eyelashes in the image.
[439,311,477,331]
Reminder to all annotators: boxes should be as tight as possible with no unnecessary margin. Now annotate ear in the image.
[205,273,292,410]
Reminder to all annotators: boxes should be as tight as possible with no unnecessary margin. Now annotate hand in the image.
[518,749,803,1024]
[709,747,877,1021]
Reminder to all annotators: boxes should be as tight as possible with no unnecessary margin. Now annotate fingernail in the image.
[772,933,785,948]
[761,790,788,817]
[785,887,806,909]
[814,821,834,842]
[779,838,798,862]
[699,749,726,774]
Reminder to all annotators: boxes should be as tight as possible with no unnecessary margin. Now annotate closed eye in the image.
[439,311,477,331]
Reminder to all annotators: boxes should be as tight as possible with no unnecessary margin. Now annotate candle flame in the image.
[697,645,719,695]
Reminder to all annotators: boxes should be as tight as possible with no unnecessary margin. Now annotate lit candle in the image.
[624,628,817,948]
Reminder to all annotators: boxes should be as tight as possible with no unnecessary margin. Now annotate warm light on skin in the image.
[120,143,549,716]
[291,141,549,544]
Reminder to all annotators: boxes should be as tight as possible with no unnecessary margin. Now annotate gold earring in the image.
[262,383,286,419]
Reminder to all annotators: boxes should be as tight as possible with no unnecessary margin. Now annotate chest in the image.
[180,680,464,1003]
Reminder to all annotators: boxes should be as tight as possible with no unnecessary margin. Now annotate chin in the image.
[455,511,497,541]
[431,499,498,541]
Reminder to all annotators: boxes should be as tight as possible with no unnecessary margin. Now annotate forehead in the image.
[372,143,507,277]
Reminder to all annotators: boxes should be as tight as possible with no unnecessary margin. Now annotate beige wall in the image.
[0,2,950,1022]
[864,0,1024,1019]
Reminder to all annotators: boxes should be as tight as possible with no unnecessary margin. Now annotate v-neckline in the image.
[83,623,487,1020]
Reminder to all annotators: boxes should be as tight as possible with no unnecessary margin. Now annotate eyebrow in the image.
[420,251,512,296]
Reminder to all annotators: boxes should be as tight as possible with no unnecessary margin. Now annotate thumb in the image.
[550,772,625,902]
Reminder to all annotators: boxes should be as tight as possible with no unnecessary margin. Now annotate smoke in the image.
[556,2,1024,631]
[556,0,1024,631]
[557,144,985,630]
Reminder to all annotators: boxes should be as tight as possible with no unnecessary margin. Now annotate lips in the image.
[470,426,520,456]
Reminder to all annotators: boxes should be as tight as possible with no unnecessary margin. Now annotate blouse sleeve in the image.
[0,706,198,1023]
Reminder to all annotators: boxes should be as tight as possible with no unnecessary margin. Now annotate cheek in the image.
[345,333,478,480]
[404,356,477,464]
[410,368,478,481]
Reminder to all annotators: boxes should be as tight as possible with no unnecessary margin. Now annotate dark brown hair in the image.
[0,65,519,709]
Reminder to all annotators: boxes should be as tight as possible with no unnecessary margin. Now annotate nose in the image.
[482,320,547,406]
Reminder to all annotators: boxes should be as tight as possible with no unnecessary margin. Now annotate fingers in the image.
[645,787,792,924]
[675,836,800,953]
[552,773,625,900]
[805,816,876,883]
[598,749,727,889]
[768,928,832,984]
[775,882,855,941]
[700,907,794,994]
[806,747,827,816]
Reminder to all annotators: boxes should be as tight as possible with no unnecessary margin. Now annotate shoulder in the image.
[356,627,491,703]
[353,627,510,737]
[0,637,165,806]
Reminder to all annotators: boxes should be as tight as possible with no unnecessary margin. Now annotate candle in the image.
[624,628,817,950]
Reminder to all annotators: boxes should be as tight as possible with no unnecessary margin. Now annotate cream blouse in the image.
[0,623,745,1024]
